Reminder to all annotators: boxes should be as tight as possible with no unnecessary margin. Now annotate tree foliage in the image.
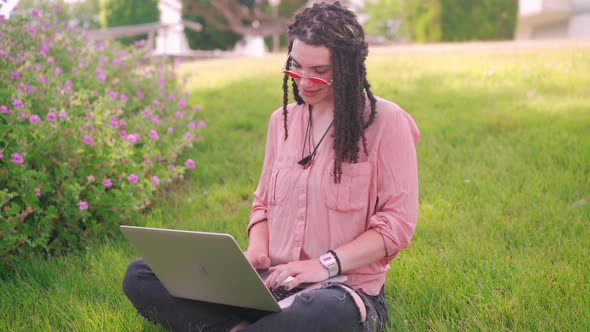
[364,0,517,43]
[183,0,307,36]
[439,0,517,41]
[99,0,160,45]
[182,0,307,50]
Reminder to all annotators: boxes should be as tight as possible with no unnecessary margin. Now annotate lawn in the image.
[1,44,589,331]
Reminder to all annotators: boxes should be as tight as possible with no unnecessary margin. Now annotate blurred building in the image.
[516,0,590,39]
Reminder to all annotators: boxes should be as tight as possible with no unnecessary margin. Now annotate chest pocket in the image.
[269,159,295,206]
[321,162,372,212]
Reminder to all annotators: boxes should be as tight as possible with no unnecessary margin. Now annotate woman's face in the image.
[289,39,334,111]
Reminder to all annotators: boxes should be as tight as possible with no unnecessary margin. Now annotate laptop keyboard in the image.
[271,286,305,302]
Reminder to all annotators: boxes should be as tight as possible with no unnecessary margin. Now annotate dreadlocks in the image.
[281,1,378,183]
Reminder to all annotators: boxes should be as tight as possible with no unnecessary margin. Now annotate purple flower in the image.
[31,9,41,18]
[40,44,49,55]
[178,98,187,108]
[151,117,160,125]
[29,115,40,124]
[175,112,184,119]
[193,105,202,112]
[141,109,151,117]
[0,150,3,158]
[155,155,162,162]
[19,113,27,120]
[127,174,139,184]
[103,178,113,188]
[119,130,128,139]
[197,120,207,128]
[38,75,46,84]
[108,91,118,100]
[136,88,144,99]
[35,188,41,197]
[18,84,33,94]
[83,134,94,145]
[121,94,128,103]
[46,111,57,122]
[167,127,173,135]
[10,71,19,80]
[59,109,68,119]
[13,99,24,109]
[148,129,159,140]
[119,118,127,127]
[11,153,24,164]
[1,105,8,114]
[127,134,138,144]
[112,58,122,66]
[27,26,37,36]
[151,176,160,186]
[65,80,73,91]
[188,121,197,129]
[77,200,88,210]
[185,159,196,169]
[110,117,119,129]
[185,132,193,141]
[145,159,153,166]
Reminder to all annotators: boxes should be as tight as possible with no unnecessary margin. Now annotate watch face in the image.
[320,255,333,265]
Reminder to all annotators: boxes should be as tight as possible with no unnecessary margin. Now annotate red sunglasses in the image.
[281,54,333,86]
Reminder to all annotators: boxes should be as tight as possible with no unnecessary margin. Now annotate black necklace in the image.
[298,107,334,168]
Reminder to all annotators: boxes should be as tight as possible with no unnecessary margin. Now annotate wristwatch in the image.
[319,252,339,278]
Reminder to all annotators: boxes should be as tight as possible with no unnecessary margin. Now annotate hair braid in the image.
[282,75,290,140]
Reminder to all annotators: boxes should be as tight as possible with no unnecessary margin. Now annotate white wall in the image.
[569,13,590,37]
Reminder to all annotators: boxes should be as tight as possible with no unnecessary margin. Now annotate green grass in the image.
[1,45,589,331]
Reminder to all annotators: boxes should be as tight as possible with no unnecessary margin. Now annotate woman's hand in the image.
[244,249,271,270]
[264,259,329,291]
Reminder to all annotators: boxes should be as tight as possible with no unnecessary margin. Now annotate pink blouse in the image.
[248,97,420,295]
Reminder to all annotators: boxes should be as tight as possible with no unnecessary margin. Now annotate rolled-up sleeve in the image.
[248,110,280,235]
[368,110,420,260]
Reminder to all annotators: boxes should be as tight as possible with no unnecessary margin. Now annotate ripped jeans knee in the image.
[323,283,382,331]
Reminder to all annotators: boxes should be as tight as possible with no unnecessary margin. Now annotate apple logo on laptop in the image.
[190,262,209,278]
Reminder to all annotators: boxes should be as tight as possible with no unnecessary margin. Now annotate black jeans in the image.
[123,258,388,332]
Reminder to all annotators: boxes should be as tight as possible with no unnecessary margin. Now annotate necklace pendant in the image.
[298,154,313,167]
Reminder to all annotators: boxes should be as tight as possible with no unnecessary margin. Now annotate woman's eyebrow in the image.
[291,57,331,69]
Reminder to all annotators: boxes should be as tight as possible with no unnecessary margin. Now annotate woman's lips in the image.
[301,89,320,98]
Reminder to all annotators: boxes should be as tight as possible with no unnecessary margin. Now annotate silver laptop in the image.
[120,225,346,312]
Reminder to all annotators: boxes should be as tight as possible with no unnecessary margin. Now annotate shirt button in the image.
[300,186,305,192]
[298,215,304,220]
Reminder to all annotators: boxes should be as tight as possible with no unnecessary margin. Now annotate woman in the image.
[123,2,419,331]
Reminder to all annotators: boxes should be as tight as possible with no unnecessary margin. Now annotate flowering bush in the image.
[0,7,205,266]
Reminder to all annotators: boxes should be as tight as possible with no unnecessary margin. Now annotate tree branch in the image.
[183,0,292,36]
